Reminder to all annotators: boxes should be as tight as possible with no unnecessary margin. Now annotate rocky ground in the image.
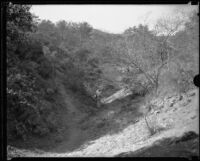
[116,131,199,157]
[7,88,199,159]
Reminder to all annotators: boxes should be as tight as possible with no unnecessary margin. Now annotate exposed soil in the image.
[7,88,199,159]
[116,131,199,158]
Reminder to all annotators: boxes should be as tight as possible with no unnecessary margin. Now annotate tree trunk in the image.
[144,115,151,130]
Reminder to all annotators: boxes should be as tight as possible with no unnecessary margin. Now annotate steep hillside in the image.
[7,67,99,152]
[6,4,198,159]
[7,89,199,158]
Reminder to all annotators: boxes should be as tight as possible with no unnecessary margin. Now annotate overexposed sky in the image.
[30,4,198,34]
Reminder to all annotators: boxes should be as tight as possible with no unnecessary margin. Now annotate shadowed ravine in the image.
[50,87,143,153]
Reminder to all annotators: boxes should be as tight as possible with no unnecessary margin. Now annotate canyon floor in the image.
[7,88,199,159]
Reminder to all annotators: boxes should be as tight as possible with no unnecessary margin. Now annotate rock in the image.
[134,119,139,123]
[154,110,160,115]
[178,95,183,101]
[33,149,44,154]
[101,88,132,104]
[187,91,196,97]
[165,95,179,108]
[173,108,177,112]
[181,101,190,106]
[169,102,174,107]
[174,131,198,144]
[191,115,197,119]
[7,145,15,151]
[160,105,164,109]
[167,95,173,99]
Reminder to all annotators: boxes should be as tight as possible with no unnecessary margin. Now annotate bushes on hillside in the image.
[6,4,62,140]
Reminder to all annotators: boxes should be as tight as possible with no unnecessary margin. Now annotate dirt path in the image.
[54,78,89,151]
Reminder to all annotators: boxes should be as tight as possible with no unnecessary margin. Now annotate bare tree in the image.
[152,13,186,95]
[116,13,185,97]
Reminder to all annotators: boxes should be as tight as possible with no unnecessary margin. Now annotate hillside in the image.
[7,89,199,158]
[6,4,198,159]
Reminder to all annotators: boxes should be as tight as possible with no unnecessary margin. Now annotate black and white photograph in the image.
[5,3,199,159]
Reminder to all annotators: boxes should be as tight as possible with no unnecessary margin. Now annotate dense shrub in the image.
[37,58,53,79]
[6,4,61,140]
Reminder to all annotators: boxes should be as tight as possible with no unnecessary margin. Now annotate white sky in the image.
[30,4,198,34]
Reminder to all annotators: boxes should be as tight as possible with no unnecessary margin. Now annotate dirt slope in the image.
[7,89,199,158]
[116,131,199,157]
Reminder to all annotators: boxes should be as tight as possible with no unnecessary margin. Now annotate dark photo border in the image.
[1,0,199,161]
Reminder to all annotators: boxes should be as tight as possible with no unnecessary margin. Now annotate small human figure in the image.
[95,89,102,108]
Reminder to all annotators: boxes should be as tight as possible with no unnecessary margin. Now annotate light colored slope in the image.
[101,88,132,104]
[7,89,199,158]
